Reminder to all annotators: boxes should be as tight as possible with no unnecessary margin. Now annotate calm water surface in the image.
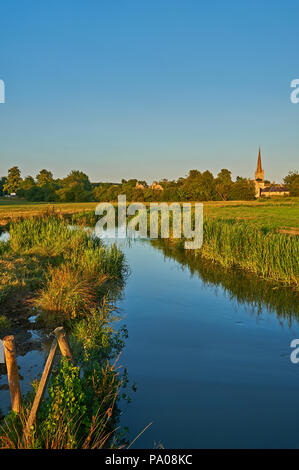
[114,238,299,449]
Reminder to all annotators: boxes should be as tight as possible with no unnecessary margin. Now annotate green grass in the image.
[204,199,299,231]
[0,214,130,449]
[69,200,299,287]
[0,199,97,222]
[199,218,299,287]
[5,216,127,323]
[1,197,299,232]
[0,215,127,321]
[0,315,11,334]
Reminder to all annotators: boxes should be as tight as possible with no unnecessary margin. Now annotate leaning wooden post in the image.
[24,337,58,441]
[54,327,73,362]
[3,335,22,414]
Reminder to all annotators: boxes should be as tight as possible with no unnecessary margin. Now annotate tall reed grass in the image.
[199,219,299,286]
[152,210,298,287]
[7,215,127,321]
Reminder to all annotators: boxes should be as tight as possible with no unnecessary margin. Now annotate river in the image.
[1,233,299,448]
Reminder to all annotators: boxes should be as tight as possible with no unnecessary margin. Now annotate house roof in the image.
[261,186,289,193]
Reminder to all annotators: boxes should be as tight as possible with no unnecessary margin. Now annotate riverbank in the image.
[69,207,299,289]
[0,214,130,448]
[183,218,298,288]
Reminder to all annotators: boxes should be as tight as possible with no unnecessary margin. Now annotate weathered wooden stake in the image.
[54,326,74,362]
[3,335,22,413]
[24,337,58,440]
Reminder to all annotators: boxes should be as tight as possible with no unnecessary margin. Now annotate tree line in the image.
[0,166,298,202]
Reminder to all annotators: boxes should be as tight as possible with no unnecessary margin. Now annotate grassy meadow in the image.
[1,197,298,232]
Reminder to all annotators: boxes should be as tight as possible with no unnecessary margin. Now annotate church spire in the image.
[256,147,262,173]
[255,146,265,183]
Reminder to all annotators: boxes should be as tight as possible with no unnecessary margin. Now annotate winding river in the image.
[1,233,299,448]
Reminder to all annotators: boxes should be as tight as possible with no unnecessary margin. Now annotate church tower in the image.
[255,147,264,182]
[254,147,265,197]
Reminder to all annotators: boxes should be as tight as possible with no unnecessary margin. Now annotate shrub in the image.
[33,264,98,321]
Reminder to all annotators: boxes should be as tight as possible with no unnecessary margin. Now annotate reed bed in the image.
[5,215,127,321]
[198,219,299,287]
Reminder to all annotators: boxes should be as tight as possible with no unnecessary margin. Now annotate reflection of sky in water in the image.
[115,239,299,449]
[0,350,44,415]
[0,232,10,242]
[93,225,147,241]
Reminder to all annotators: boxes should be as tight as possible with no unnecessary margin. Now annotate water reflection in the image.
[0,232,9,243]
[150,239,299,325]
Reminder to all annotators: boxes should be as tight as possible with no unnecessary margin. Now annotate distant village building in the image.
[135,182,145,190]
[253,148,289,198]
[135,181,164,191]
[149,181,164,191]
[260,186,290,197]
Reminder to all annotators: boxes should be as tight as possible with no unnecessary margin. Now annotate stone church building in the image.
[253,148,289,198]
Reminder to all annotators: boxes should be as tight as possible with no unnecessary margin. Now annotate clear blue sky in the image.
[0,0,298,183]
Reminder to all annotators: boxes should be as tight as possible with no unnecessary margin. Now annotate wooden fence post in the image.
[54,327,74,362]
[24,337,58,440]
[3,335,22,414]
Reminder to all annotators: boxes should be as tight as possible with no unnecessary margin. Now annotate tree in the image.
[22,176,36,190]
[228,177,255,200]
[199,170,216,200]
[36,169,54,187]
[284,171,299,196]
[56,182,92,202]
[17,176,36,198]
[3,166,22,194]
[0,177,7,197]
[56,170,93,202]
[27,186,45,202]
[62,170,92,191]
[215,169,233,201]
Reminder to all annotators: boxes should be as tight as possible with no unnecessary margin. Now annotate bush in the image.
[33,264,100,321]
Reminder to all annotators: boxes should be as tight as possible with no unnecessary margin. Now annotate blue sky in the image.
[0,0,298,183]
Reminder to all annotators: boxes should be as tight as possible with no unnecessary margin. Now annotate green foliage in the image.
[72,301,127,363]
[0,357,124,449]
[34,263,98,321]
[4,165,297,203]
[92,168,255,202]
[6,215,127,324]
[9,215,81,256]
[0,213,130,449]
[0,240,8,256]
[17,176,36,198]
[0,315,11,334]
[199,218,298,286]
[227,177,256,200]
[3,166,22,194]
[284,171,299,196]
[41,358,88,442]
[0,177,7,197]
[36,170,54,187]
